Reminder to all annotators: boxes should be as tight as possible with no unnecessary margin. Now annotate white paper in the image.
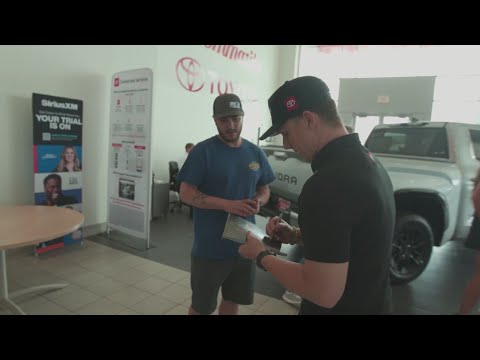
[222,214,287,256]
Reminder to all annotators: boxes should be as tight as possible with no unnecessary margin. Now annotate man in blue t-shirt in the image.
[177,93,275,315]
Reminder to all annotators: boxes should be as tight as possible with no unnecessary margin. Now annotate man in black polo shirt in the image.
[239,76,395,314]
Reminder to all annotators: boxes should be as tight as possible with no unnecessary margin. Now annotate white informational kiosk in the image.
[107,68,153,249]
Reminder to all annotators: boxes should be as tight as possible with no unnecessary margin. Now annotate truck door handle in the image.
[274,151,287,160]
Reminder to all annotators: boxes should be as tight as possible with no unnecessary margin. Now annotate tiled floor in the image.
[93,207,480,315]
[92,210,306,301]
[97,208,480,315]
[2,207,479,315]
[0,239,298,315]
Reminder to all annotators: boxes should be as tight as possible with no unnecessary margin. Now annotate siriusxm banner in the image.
[32,93,84,254]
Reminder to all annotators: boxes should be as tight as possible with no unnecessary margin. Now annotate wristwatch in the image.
[286,226,303,245]
[256,249,276,271]
[291,226,301,245]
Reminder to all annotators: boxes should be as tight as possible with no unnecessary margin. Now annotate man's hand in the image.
[239,231,265,260]
[266,216,296,244]
[252,198,261,214]
[224,199,257,217]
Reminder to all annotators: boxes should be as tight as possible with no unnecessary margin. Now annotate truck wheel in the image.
[390,213,434,285]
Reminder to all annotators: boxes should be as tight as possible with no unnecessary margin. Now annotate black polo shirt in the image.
[298,133,395,315]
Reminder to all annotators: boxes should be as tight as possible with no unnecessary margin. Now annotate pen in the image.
[277,212,284,225]
[271,212,284,240]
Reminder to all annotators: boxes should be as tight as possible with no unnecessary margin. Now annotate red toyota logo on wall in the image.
[176,57,205,92]
[114,77,119,87]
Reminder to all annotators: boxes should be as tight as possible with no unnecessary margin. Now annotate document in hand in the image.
[222,214,287,256]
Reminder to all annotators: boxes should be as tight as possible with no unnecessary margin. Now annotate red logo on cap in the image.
[114,78,119,87]
[284,96,298,112]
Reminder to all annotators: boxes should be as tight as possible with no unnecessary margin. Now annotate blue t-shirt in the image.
[177,136,275,259]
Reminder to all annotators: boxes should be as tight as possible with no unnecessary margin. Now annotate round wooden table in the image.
[0,205,84,315]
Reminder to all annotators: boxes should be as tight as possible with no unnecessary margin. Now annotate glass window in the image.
[355,116,380,145]
[365,127,449,159]
[383,116,410,125]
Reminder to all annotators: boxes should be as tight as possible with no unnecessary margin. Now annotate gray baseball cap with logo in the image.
[212,93,245,118]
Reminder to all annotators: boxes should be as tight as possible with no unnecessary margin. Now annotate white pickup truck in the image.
[260,122,480,284]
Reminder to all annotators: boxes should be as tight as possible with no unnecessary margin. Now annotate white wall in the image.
[276,45,300,86]
[0,45,295,230]
[0,45,155,227]
[150,45,280,181]
[261,45,300,147]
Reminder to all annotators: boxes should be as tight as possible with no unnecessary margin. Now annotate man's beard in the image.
[218,128,241,143]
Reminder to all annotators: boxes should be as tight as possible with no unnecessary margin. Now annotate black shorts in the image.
[190,255,255,315]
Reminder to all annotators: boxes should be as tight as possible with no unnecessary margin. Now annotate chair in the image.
[152,179,170,219]
[169,161,182,212]
[168,161,193,218]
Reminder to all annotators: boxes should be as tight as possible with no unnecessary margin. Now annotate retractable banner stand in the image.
[32,93,84,255]
[107,68,153,249]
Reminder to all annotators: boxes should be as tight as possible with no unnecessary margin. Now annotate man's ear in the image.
[303,111,317,129]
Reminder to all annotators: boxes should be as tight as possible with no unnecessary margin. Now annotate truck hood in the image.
[374,155,461,193]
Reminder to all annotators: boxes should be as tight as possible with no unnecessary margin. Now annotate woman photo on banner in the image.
[53,145,82,172]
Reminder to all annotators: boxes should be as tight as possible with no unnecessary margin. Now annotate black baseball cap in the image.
[259,76,332,140]
[212,93,245,118]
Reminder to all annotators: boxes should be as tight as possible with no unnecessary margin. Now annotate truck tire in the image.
[390,213,434,285]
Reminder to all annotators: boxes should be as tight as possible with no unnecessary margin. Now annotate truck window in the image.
[355,116,380,144]
[365,127,449,159]
[470,130,480,159]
